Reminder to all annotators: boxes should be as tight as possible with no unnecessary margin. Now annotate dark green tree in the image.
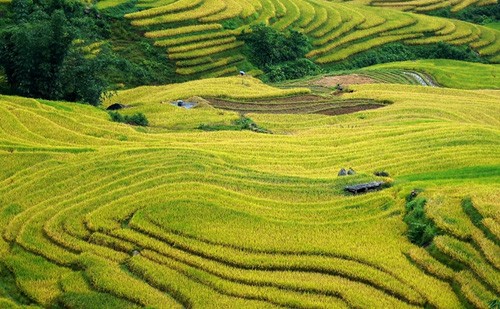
[243,24,320,82]
[0,0,110,105]
[244,23,312,67]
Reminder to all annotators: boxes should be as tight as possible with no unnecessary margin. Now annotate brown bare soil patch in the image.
[318,104,384,116]
[313,74,377,87]
[229,95,324,103]
[206,97,388,116]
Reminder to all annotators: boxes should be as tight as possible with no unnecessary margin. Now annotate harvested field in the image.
[206,96,388,115]
[313,75,378,87]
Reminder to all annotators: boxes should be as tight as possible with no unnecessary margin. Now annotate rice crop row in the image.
[455,270,498,309]
[144,23,223,39]
[198,0,247,23]
[434,235,499,293]
[130,0,226,27]
[124,0,203,19]
[168,41,244,60]
[308,10,417,58]
[176,55,245,75]
[155,30,237,47]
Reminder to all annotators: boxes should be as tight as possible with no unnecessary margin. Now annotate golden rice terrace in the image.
[90,0,500,77]
[0,76,499,308]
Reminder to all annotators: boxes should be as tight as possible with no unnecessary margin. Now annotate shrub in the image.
[109,111,148,126]
[404,195,439,246]
[198,116,270,133]
[108,111,124,123]
[267,59,322,82]
[126,113,149,126]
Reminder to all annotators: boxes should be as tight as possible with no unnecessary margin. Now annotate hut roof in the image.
[345,181,384,194]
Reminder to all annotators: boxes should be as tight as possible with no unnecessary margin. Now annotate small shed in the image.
[106,103,125,110]
[345,181,384,194]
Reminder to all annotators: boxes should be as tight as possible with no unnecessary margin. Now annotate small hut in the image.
[345,181,384,194]
[106,103,125,110]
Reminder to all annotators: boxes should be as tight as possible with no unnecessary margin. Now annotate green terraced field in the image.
[282,60,499,90]
[0,76,499,308]
[90,0,500,78]
[362,60,500,89]
[342,0,498,12]
[485,22,500,31]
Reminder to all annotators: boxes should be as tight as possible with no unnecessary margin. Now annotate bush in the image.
[126,113,149,126]
[109,111,124,122]
[267,59,322,82]
[198,116,270,133]
[404,195,439,246]
[109,111,148,126]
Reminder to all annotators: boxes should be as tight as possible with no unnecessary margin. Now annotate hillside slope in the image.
[98,0,500,78]
[362,59,500,89]
[0,78,499,307]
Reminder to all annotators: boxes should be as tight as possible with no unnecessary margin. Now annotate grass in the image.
[0,76,499,308]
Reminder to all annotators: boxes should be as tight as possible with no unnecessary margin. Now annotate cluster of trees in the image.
[243,24,321,82]
[427,3,499,24]
[328,42,484,71]
[0,0,111,105]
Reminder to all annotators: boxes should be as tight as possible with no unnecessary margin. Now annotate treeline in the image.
[0,0,176,105]
[0,0,110,105]
[426,3,499,24]
[326,42,485,71]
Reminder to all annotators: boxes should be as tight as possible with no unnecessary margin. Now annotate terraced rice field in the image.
[343,0,498,12]
[285,59,499,90]
[308,70,438,88]
[93,0,500,77]
[362,59,500,89]
[0,77,499,308]
[205,95,389,116]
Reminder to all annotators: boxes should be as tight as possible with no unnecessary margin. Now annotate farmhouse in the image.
[345,181,384,194]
